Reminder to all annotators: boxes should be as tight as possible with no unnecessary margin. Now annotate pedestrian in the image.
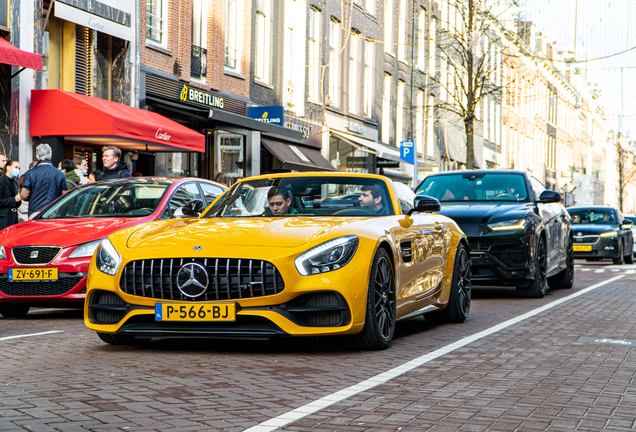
[17,161,36,223]
[20,143,68,217]
[61,159,79,189]
[0,160,22,231]
[72,156,89,185]
[98,146,132,180]
[0,153,7,174]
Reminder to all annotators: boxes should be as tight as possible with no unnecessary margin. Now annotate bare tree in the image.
[610,130,636,211]
[428,0,521,169]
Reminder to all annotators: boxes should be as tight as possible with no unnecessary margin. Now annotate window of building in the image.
[349,33,359,114]
[308,6,321,100]
[384,0,392,55]
[147,0,166,44]
[328,18,340,107]
[363,38,374,117]
[396,80,405,146]
[225,0,240,70]
[192,0,208,79]
[398,0,406,62]
[382,74,392,144]
[417,9,425,71]
[0,0,8,29]
[255,0,270,83]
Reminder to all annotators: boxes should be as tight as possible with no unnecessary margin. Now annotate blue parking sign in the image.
[400,140,414,165]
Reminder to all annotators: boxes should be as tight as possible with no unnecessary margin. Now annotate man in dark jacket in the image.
[20,144,68,217]
[99,146,132,180]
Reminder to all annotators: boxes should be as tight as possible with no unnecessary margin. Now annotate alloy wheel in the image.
[374,255,395,340]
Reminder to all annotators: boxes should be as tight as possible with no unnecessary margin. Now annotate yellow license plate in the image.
[155,303,236,322]
[9,267,59,281]
[573,245,592,252]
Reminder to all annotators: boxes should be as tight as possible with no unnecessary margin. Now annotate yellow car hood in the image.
[125,217,365,249]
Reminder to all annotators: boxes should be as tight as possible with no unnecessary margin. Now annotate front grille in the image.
[89,291,127,324]
[12,246,62,265]
[120,258,285,301]
[574,235,599,244]
[287,292,348,327]
[0,275,83,296]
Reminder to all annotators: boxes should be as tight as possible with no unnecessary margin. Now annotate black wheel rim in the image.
[374,256,395,340]
[538,240,547,294]
[567,238,574,281]
[457,248,471,315]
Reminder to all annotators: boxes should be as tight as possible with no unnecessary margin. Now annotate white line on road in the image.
[581,268,592,271]
[595,269,605,273]
[244,275,625,432]
[0,330,63,341]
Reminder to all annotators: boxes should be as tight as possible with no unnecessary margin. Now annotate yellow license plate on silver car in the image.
[573,245,592,252]
[9,267,59,281]
[155,303,236,322]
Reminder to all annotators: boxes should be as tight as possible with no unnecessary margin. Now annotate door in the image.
[530,176,561,272]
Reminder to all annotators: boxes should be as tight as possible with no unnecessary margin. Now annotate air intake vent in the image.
[401,241,412,263]
[89,291,127,324]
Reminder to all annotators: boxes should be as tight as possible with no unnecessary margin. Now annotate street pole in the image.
[410,0,417,188]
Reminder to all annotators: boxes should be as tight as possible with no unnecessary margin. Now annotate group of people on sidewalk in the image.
[0,144,132,232]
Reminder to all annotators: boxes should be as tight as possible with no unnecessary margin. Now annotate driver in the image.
[358,184,390,216]
[267,188,299,216]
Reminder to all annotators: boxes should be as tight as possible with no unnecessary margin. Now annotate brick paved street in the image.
[1,263,635,431]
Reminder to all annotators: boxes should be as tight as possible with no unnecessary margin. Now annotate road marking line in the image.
[244,275,625,432]
[0,330,63,341]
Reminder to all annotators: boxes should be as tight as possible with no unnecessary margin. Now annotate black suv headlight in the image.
[294,236,359,276]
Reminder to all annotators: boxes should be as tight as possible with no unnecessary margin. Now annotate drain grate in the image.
[577,337,636,346]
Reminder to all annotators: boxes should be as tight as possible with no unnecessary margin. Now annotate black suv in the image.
[416,170,573,298]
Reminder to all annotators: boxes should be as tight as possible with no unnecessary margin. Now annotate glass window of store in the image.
[216,131,244,186]
[255,0,270,83]
[225,0,240,70]
[329,136,373,173]
[328,18,340,107]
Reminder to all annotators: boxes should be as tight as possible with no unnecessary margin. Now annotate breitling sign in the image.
[180,85,224,109]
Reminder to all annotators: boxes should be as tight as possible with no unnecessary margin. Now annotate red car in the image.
[0,177,226,317]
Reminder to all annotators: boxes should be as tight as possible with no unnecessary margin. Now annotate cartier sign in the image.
[180,85,224,108]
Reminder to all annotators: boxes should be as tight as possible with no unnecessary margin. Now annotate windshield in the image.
[568,208,617,225]
[417,173,530,202]
[205,176,395,218]
[38,182,169,219]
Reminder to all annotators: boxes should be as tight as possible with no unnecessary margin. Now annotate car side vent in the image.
[286,292,349,327]
[401,241,412,263]
[89,291,127,325]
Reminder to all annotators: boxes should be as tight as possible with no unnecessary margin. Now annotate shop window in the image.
[217,131,244,185]
[329,136,373,173]
[255,0,270,83]
[200,183,226,205]
[75,26,92,95]
[0,0,8,29]
[192,0,207,79]
[94,33,129,104]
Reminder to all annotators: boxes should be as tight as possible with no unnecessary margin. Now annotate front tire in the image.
[517,237,547,298]
[0,303,30,318]
[425,244,471,323]
[97,333,151,345]
[351,248,396,350]
[548,237,574,289]
[613,242,624,265]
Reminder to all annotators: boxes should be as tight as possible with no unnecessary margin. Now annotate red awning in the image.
[0,38,43,70]
[30,89,204,152]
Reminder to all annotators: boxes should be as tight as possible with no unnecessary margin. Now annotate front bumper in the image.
[573,236,620,260]
[468,234,535,286]
[84,248,376,339]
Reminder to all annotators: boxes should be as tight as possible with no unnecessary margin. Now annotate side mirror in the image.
[408,195,441,216]
[538,190,562,203]
[181,199,205,217]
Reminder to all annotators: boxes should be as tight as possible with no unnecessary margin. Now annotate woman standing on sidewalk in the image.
[0,160,22,231]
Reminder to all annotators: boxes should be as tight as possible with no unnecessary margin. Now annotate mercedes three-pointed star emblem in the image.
[176,262,209,298]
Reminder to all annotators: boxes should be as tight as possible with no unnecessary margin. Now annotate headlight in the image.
[69,239,103,259]
[295,236,359,276]
[95,239,122,276]
[600,231,618,238]
[487,218,527,231]
[0,245,5,260]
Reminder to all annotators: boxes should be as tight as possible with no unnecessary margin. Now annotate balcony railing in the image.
[191,44,207,78]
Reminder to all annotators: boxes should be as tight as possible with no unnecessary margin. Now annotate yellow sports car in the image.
[85,173,471,349]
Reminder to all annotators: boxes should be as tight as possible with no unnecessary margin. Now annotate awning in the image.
[331,131,402,162]
[0,38,43,70]
[261,139,336,172]
[31,90,204,152]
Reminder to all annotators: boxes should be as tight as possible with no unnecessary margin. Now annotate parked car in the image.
[567,206,634,264]
[0,177,226,318]
[621,213,636,256]
[416,170,573,298]
[85,172,471,350]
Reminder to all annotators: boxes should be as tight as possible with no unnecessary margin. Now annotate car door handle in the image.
[434,223,446,232]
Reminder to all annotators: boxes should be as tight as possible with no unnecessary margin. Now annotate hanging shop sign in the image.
[247,106,283,125]
[376,158,401,168]
[54,2,133,41]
